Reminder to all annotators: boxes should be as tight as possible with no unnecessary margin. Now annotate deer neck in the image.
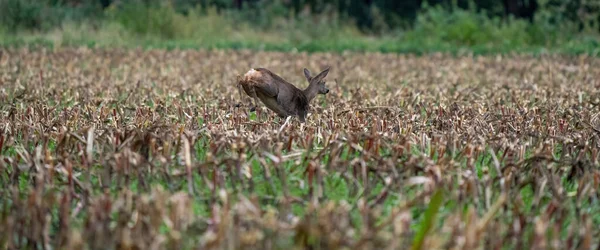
[303,83,319,103]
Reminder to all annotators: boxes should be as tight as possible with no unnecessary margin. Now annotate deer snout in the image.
[325,88,329,94]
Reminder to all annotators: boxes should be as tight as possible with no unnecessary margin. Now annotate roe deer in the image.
[237,67,330,123]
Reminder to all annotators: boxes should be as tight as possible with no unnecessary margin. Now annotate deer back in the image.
[261,69,310,115]
[240,68,310,120]
[241,68,279,97]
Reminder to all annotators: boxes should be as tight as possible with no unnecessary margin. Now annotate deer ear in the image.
[312,67,330,82]
[303,68,312,80]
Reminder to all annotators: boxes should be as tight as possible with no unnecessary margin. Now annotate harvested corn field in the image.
[1,48,600,249]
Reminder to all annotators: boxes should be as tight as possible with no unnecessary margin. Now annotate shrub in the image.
[401,2,571,49]
[106,1,179,39]
[0,0,43,31]
[0,0,103,32]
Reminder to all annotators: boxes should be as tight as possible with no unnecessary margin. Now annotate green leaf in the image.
[411,189,445,250]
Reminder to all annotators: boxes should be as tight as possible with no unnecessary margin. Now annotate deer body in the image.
[238,67,330,122]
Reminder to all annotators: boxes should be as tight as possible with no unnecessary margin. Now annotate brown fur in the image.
[238,67,330,122]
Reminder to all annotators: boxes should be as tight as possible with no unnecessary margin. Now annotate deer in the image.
[237,67,331,123]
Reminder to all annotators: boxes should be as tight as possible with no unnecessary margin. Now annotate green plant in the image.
[0,0,43,31]
[404,3,540,48]
[107,1,180,39]
[0,0,104,32]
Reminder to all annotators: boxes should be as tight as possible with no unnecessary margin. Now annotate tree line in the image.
[2,0,598,33]
[99,0,541,28]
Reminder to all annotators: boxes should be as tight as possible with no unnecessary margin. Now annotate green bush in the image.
[0,0,103,32]
[401,2,580,49]
[103,0,359,44]
[0,0,44,31]
[106,1,177,39]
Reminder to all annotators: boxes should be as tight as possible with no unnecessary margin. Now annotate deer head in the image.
[303,67,330,102]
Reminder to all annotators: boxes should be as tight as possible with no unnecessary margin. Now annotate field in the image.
[1,48,600,249]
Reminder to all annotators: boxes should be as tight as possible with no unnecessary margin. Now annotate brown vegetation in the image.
[0,48,599,249]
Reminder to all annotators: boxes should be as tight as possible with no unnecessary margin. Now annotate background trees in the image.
[1,0,598,33]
